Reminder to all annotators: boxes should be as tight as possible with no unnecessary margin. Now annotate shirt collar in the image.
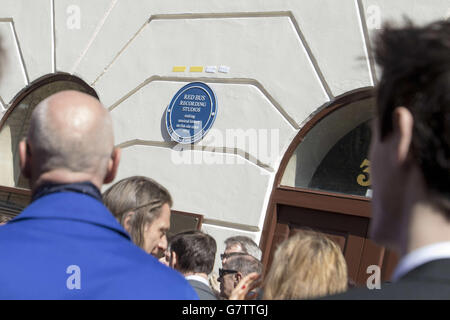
[392,241,450,282]
[185,274,210,287]
[32,182,102,203]
[13,191,130,240]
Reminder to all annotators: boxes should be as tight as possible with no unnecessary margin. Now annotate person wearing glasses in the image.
[219,253,263,299]
[103,176,172,258]
[223,236,262,263]
[208,236,263,296]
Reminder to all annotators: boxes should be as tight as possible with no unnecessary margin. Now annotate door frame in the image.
[260,87,375,267]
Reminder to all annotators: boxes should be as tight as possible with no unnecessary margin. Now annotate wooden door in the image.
[263,187,398,286]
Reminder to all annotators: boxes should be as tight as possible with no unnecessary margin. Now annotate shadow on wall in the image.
[161,108,172,142]
[0,34,4,86]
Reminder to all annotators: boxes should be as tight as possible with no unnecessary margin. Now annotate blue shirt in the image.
[0,191,198,300]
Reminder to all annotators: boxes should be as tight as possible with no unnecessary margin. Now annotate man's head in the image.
[219,254,263,299]
[103,176,173,257]
[167,230,217,276]
[369,20,450,248]
[19,90,121,191]
[222,236,262,264]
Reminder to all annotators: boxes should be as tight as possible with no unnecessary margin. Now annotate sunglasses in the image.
[219,268,239,278]
[220,252,249,261]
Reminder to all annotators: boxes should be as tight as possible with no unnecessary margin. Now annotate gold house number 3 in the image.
[357,159,371,187]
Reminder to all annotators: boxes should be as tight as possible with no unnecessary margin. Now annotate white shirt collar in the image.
[392,241,450,282]
[185,274,210,287]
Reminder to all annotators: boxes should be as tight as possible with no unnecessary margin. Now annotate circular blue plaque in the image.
[166,82,218,144]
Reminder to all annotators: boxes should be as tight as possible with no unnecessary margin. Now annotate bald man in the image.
[0,91,198,300]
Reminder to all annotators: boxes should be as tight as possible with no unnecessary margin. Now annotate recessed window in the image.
[280,97,374,197]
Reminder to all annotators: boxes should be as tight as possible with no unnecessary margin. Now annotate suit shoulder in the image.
[188,280,217,300]
[325,280,450,300]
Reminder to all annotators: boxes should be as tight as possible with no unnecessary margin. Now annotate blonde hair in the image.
[263,230,348,300]
[0,215,13,225]
[103,176,172,248]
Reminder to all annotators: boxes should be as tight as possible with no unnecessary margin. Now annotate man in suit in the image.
[330,20,450,299]
[0,90,198,299]
[167,230,218,300]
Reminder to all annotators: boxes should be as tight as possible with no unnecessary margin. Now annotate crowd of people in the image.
[0,20,448,300]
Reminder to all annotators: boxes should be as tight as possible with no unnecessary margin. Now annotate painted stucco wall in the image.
[0,0,448,269]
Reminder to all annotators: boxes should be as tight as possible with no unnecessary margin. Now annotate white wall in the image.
[0,0,448,270]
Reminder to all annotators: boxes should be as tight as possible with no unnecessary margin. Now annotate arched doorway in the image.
[0,73,98,220]
[260,88,399,286]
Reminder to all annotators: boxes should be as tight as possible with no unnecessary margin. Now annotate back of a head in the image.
[28,90,114,179]
[263,230,348,300]
[103,176,173,248]
[225,236,262,260]
[374,20,450,210]
[225,253,263,277]
[169,230,217,275]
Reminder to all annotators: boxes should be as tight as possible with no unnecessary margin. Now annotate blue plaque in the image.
[166,82,218,144]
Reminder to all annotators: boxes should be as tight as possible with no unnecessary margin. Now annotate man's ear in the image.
[19,139,31,179]
[234,273,243,287]
[122,211,135,234]
[392,107,414,164]
[104,147,121,184]
[170,251,178,269]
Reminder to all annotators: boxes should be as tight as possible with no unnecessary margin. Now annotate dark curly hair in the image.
[374,19,450,209]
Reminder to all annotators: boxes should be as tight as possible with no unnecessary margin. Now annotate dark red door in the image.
[264,187,398,286]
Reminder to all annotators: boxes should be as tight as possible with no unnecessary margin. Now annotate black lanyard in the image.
[32,182,103,203]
